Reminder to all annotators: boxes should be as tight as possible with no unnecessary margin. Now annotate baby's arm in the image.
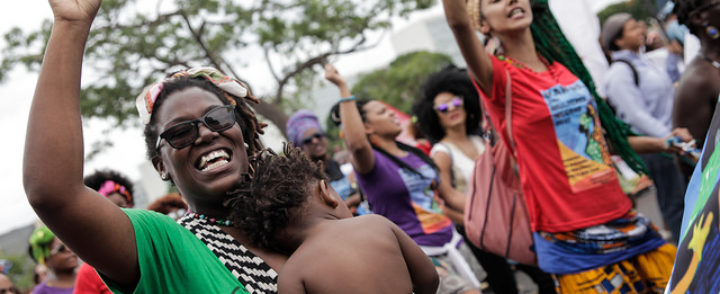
[389,219,439,294]
[278,265,306,294]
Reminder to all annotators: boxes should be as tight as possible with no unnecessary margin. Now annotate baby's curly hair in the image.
[228,144,327,252]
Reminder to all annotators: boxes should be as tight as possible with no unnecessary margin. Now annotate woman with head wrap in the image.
[28,226,78,294]
[23,0,282,292]
[443,0,676,292]
[286,109,367,215]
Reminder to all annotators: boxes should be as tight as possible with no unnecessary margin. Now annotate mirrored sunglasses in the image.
[156,105,237,150]
[435,97,464,113]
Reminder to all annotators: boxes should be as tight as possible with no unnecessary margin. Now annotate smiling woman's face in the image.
[153,87,248,207]
[478,0,533,36]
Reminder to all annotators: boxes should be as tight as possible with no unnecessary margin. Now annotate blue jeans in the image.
[640,153,686,243]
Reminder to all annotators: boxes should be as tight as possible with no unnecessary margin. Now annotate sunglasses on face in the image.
[156,105,237,150]
[50,244,69,255]
[301,133,325,146]
[0,287,19,294]
[435,97,464,113]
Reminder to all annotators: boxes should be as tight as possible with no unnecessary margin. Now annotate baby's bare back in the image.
[280,215,414,293]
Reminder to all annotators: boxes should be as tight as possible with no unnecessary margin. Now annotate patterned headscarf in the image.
[135,67,249,124]
[97,180,133,206]
[28,226,55,265]
[286,110,324,146]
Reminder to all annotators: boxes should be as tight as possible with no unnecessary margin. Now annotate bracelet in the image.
[339,96,356,103]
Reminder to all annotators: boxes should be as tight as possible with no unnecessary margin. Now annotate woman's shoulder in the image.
[430,142,451,157]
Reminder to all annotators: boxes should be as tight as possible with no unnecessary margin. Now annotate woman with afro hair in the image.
[413,66,554,294]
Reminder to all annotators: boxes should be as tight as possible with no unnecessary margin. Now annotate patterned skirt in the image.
[533,211,676,293]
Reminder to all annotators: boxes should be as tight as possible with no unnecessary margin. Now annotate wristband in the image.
[339,96,356,103]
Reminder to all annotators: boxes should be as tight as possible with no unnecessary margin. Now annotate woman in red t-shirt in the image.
[442,0,676,292]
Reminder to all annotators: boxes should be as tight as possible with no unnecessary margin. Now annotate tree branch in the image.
[180,12,225,73]
[264,47,282,83]
[272,33,376,105]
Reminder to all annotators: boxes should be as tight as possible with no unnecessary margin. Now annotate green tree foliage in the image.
[1,0,434,136]
[597,0,658,26]
[324,50,453,149]
[351,51,454,113]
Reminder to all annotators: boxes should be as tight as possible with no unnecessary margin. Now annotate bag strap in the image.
[479,68,514,144]
[613,59,639,86]
[503,69,515,156]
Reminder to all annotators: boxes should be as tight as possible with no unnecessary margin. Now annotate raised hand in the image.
[324,63,347,87]
[49,0,101,23]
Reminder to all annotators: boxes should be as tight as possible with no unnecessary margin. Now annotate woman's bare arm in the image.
[442,0,493,94]
[325,64,376,174]
[432,150,467,215]
[23,0,138,287]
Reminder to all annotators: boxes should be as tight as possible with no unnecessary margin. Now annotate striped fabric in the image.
[178,215,278,293]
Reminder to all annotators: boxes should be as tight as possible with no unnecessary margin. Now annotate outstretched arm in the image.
[325,64,375,174]
[390,219,439,294]
[442,0,493,95]
[23,0,138,288]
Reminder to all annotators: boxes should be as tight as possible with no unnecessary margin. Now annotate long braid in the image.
[529,0,648,174]
[228,90,267,157]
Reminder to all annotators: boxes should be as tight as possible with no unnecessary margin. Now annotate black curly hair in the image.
[227,145,327,253]
[412,66,482,144]
[143,76,266,162]
[674,0,708,35]
[83,169,135,205]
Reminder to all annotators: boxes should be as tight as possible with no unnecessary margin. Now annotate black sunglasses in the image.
[156,105,237,150]
[50,244,69,255]
[0,287,19,294]
[301,132,325,145]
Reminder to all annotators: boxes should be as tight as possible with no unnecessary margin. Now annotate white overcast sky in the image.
[0,0,622,234]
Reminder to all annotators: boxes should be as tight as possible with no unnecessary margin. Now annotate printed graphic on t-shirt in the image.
[541,80,615,193]
[399,164,451,234]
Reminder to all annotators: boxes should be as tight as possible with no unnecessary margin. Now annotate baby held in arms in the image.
[229,145,439,294]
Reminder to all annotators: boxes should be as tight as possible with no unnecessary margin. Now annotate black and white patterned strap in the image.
[178,215,279,294]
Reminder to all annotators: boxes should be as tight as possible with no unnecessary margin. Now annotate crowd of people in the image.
[5,0,720,293]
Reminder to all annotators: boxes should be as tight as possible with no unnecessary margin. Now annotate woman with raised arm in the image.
[413,66,555,294]
[24,0,282,293]
[443,0,676,292]
[325,64,485,294]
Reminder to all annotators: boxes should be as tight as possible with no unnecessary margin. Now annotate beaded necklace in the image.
[186,210,233,226]
[497,54,559,82]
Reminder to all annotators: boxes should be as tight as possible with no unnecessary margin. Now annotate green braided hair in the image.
[28,226,55,265]
[529,0,648,174]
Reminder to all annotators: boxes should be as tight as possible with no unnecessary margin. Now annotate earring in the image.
[161,173,169,180]
[243,142,249,149]
[706,24,720,39]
